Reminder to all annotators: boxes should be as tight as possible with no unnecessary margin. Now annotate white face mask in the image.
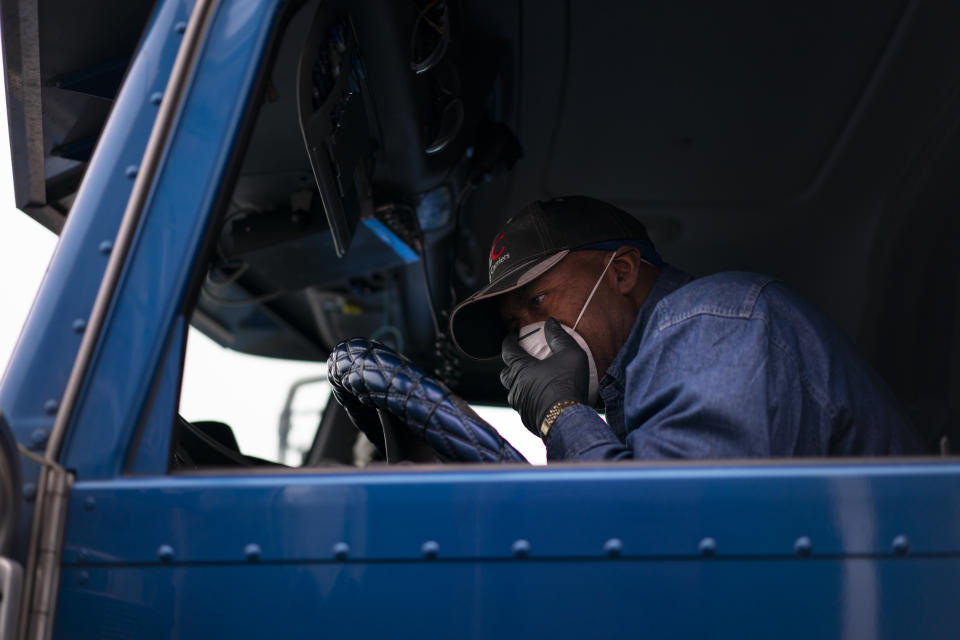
[517,252,617,406]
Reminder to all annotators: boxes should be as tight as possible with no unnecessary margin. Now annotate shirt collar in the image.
[601,265,693,387]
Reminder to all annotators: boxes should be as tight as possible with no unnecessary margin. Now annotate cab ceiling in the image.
[532,1,905,204]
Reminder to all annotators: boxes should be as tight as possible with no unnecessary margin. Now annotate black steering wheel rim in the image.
[327,339,528,464]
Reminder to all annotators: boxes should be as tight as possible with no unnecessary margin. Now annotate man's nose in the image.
[512,311,531,327]
[511,307,543,330]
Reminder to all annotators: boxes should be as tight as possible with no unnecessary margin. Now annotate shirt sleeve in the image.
[548,311,806,461]
[545,404,633,460]
[623,312,790,459]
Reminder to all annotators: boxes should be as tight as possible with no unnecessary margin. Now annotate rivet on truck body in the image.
[332,542,350,561]
[244,543,262,562]
[43,399,58,415]
[84,496,96,511]
[22,483,37,502]
[150,92,163,105]
[125,165,138,179]
[29,428,49,450]
[174,21,187,34]
[157,544,175,562]
[794,536,813,557]
[99,240,113,255]
[421,540,439,559]
[604,538,623,557]
[72,318,87,334]
[511,539,530,558]
[698,537,717,557]
[892,535,910,556]
[76,571,89,585]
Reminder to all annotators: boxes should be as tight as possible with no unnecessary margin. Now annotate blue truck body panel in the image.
[54,464,960,638]
[56,560,960,638]
[60,0,281,480]
[60,463,960,563]
[0,0,193,562]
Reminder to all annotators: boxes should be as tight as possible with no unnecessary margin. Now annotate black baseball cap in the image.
[449,196,663,360]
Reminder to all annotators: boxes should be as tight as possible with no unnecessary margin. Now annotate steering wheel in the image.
[327,338,528,464]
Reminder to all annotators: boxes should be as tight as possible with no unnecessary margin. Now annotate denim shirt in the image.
[546,266,926,461]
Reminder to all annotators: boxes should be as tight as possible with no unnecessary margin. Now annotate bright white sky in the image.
[0,67,543,466]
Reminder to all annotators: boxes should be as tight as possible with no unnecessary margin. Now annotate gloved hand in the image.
[500,317,589,434]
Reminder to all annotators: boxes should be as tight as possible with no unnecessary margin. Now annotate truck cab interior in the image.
[7,0,960,467]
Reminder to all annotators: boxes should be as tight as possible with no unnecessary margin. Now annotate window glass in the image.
[179,328,325,464]
[473,406,545,465]
[179,327,546,465]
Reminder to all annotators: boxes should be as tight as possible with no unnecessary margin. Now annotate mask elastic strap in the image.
[573,251,617,332]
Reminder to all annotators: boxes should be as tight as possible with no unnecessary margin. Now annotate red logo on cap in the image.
[490,233,506,261]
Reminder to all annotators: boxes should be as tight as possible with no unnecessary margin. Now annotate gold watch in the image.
[539,400,579,440]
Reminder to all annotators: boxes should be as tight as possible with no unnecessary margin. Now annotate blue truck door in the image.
[0,0,287,634]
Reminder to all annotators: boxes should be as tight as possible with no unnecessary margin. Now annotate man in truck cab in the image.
[449,196,926,461]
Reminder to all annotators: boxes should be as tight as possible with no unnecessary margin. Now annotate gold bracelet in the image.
[539,400,579,440]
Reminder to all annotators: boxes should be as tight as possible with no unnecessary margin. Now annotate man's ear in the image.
[610,246,643,294]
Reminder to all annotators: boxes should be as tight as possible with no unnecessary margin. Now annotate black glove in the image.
[500,317,589,434]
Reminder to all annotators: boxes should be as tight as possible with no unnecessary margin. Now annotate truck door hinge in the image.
[17,446,73,640]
